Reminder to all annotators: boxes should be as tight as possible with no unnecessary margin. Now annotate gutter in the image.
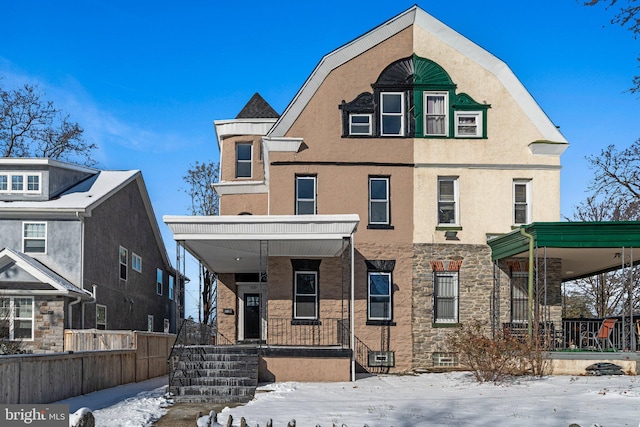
[519,227,535,338]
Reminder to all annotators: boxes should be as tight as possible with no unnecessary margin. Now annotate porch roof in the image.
[488,221,640,282]
[163,214,360,273]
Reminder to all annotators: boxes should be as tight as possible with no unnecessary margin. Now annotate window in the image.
[369,177,390,225]
[236,143,252,178]
[295,176,316,215]
[23,222,46,254]
[294,271,318,319]
[380,92,404,136]
[0,173,42,194]
[132,253,142,273]
[368,272,392,321]
[169,275,175,301]
[147,315,154,332]
[455,111,482,137]
[425,92,448,136]
[438,177,458,225]
[164,318,170,333]
[156,269,163,295]
[434,272,459,323]
[96,304,107,330]
[0,297,34,340]
[349,114,372,135]
[510,272,528,322]
[513,180,531,224]
[119,246,128,281]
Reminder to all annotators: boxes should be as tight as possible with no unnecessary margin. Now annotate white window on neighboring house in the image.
[119,246,128,281]
[23,222,47,254]
[147,315,154,332]
[294,271,318,320]
[0,297,34,340]
[295,176,316,215]
[434,271,459,323]
[368,272,392,321]
[425,92,449,136]
[236,143,252,178]
[156,269,163,295]
[380,92,404,136]
[169,275,175,301]
[349,114,372,135]
[96,304,107,330]
[369,177,390,225]
[513,179,531,225]
[132,253,142,273]
[454,111,482,137]
[438,177,458,225]
[164,318,170,333]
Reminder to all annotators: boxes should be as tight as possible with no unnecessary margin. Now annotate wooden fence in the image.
[0,331,175,404]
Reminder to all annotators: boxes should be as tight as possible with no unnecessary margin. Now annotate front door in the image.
[244,293,261,340]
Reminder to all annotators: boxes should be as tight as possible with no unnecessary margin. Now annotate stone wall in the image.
[22,297,65,354]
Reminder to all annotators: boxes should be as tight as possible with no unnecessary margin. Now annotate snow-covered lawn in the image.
[58,372,640,426]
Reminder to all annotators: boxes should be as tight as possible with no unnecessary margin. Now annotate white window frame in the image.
[295,176,317,215]
[434,271,459,323]
[236,142,253,178]
[454,111,483,138]
[119,246,128,281]
[147,315,154,332]
[368,272,392,321]
[513,179,532,225]
[131,253,142,273]
[437,177,459,226]
[380,92,404,136]
[294,271,318,320]
[96,304,107,330]
[424,92,449,136]
[23,222,47,254]
[369,177,390,225]
[156,269,163,296]
[349,113,372,135]
[0,174,7,192]
[1,297,34,340]
[169,275,175,301]
[0,173,42,194]
[164,318,170,333]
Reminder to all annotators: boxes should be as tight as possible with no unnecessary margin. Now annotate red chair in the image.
[581,318,617,351]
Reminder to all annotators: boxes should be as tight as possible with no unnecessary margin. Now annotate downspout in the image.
[350,232,355,382]
[520,227,535,338]
[68,297,82,329]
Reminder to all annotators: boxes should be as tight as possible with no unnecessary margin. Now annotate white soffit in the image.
[268,5,567,145]
[214,118,277,149]
[212,181,268,195]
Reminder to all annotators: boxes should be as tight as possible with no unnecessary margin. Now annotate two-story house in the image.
[165,5,568,381]
[0,158,180,353]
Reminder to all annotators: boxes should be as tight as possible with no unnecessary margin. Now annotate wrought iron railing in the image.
[266,317,346,346]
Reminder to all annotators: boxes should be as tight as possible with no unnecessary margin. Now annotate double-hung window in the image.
[294,271,318,319]
[23,222,46,254]
[132,253,142,273]
[510,272,529,323]
[513,180,531,225]
[96,304,107,330]
[425,92,448,136]
[434,271,459,323]
[156,269,163,295]
[236,143,252,178]
[455,111,482,137]
[369,177,390,225]
[438,177,458,225]
[368,272,392,321]
[169,276,175,300]
[295,176,316,215]
[0,297,34,340]
[119,246,128,281]
[349,114,372,135]
[380,93,404,136]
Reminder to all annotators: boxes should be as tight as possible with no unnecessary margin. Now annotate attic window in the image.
[0,173,42,194]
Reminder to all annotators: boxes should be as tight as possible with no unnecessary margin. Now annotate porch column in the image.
[350,232,355,381]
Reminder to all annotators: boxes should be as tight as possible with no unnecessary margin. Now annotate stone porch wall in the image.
[21,297,65,354]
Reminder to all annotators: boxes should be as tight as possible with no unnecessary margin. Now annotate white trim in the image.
[424,91,449,137]
[295,175,317,215]
[1,296,35,341]
[237,283,267,341]
[156,268,163,296]
[147,315,154,332]
[434,271,459,323]
[235,142,253,179]
[212,181,267,196]
[369,177,390,225]
[454,111,482,138]
[367,272,392,321]
[294,271,318,320]
[22,221,47,254]
[380,92,405,136]
[119,246,128,281]
[349,113,372,136]
[96,304,107,329]
[513,179,532,225]
[214,118,277,150]
[132,252,142,273]
[437,177,459,226]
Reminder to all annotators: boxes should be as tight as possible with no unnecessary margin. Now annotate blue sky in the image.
[2,1,639,318]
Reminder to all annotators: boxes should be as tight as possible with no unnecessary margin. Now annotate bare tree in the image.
[584,0,640,92]
[183,161,220,327]
[0,80,96,165]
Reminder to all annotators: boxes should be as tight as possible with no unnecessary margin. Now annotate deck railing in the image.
[266,317,348,347]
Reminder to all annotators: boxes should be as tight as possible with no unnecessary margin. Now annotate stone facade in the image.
[23,297,65,354]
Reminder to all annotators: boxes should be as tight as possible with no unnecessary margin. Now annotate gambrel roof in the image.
[268,5,567,145]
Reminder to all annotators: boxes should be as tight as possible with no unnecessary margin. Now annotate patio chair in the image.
[581,318,617,351]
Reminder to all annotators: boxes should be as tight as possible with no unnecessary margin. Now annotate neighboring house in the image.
[165,6,568,380]
[0,158,180,353]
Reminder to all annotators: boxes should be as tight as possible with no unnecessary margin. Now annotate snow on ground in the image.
[56,372,640,427]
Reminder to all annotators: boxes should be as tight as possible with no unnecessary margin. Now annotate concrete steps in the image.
[169,345,258,404]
